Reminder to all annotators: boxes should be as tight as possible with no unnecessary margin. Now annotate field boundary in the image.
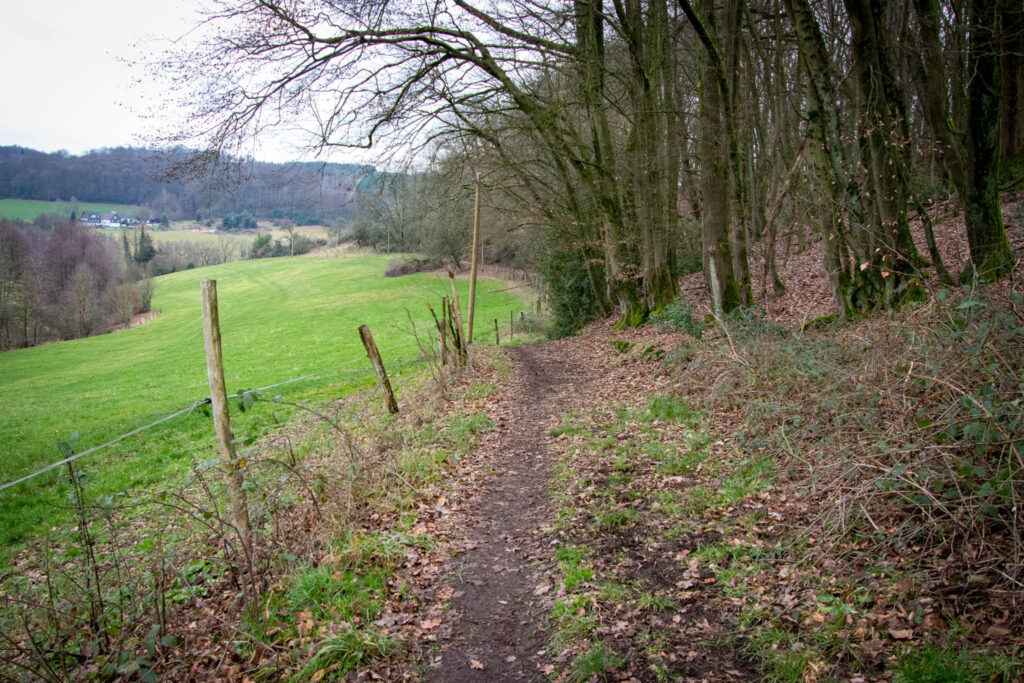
[0,344,402,494]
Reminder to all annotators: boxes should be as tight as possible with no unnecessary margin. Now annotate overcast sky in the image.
[0,2,194,152]
[0,1,339,163]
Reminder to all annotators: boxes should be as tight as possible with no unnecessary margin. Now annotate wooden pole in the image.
[359,324,399,414]
[200,280,251,551]
[448,270,467,363]
[428,301,446,366]
[494,318,500,345]
[510,310,514,340]
[441,297,449,365]
[467,172,481,344]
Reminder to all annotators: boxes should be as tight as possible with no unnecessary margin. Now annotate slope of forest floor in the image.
[377,197,1024,681]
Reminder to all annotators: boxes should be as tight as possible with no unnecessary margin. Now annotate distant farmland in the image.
[0,198,146,221]
[0,254,527,551]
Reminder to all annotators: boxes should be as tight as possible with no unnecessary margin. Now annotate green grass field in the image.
[0,198,147,221]
[0,255,526,551]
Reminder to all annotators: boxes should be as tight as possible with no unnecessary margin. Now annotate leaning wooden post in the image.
[359,324,399,414]
[200,280,251,552]
[467,172,482,344]
[448,270,468,363]
[494,318,500,345]
[428,300,447,366]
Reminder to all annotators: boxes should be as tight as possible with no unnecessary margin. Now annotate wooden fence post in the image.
[200,280,251,553]
[359,324,399,414]
[448,270,468,364]
[467,172,481,344]
[510,310,514,341]
[494,318,500,345]
[441,297,450,365]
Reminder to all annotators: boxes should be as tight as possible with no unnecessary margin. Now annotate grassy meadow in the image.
[0,198,146,221]
[0,254,526,551]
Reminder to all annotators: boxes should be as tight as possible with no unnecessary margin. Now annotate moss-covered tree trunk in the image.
[680,0,748,315]
[964,0,1014,280]
[844,0,923,305]
[1001,0,1024,172]
[616,0,678,319]
[572,0,644,323]
[784,0,856,316]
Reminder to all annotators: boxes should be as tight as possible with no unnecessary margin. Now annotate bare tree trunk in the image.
[783,0,856,315]
[680,0,749,314]
[963,0,1014,280]
[844,0,923,304]
[1001,0,1024,170]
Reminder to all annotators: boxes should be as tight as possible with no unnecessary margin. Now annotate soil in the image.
[424,343,589,681]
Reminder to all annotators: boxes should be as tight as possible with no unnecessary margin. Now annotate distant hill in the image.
[0,146,374,224]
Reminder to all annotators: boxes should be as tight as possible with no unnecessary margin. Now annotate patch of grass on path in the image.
[548,392,760,680]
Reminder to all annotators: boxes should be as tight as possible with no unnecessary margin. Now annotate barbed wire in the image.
[0,343,406,494]
[227,344,402,398]
[0,401,206,493]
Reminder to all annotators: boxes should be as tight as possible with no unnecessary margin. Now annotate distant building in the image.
[80,211,102,225]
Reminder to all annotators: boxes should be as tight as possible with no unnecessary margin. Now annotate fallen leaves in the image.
[419,618,441,630]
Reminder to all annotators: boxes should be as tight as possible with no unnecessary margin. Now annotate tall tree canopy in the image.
[162,0,1018,328]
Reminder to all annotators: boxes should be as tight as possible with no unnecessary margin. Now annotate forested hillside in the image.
[0,146,372,224]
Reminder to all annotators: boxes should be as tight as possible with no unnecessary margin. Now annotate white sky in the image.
[0,2,195,153]
[0,1,343,164]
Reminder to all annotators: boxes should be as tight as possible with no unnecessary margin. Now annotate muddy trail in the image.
[425,343,587,681]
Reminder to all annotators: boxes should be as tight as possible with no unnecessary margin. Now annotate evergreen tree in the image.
[134,225,156,264]
[121,230,132,265]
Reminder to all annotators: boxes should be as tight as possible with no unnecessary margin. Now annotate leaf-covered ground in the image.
[383,303,1022,681]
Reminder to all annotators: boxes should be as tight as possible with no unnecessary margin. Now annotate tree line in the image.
[0,219,154,350]
[0,146,374,225]
[165,0,1023,331]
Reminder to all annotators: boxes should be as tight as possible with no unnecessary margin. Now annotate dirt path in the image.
[426,343,586,681]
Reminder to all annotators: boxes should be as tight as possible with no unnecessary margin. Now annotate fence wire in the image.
[0,344,405,493]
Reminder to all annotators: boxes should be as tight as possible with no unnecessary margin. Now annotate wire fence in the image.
[0,343,406,494]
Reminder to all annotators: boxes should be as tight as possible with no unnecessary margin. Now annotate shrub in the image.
[540,249,604,338]
[384,257,441,277]
[648,296,705,338]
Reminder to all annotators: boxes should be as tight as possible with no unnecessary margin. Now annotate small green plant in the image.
[285,566,387,622]
[612,339,631,353]
[894,644,1022,683]
[567,643,625,682]
[596,509,636,530]
[557,545,594,590]
[636,591,677,612]
[642,395,699,425]
[649,297,705,338]
[564,565,594,591]
[289,628,394,681]
[552,595,598,648]
[447,411,494,439]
